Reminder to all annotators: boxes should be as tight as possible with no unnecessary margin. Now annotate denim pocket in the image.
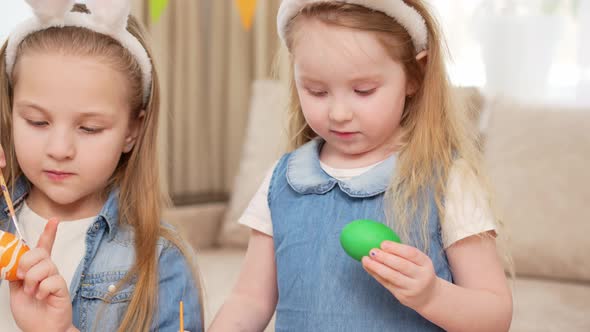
[80,271,135,303]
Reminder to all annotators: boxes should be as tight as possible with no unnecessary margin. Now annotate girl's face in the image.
[11,53,141,219]
[292,19,414,167]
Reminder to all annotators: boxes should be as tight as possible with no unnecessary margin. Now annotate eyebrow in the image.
[14,101,112,119]
[297,74,383,85]
[349,76,383,85]
[14,101,50,115]
[295,75,324,85]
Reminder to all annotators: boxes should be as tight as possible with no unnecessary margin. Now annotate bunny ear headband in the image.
[277,0,428,54]
[5,0,152,105]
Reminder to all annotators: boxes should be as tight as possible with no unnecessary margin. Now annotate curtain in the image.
[133,0,283,204]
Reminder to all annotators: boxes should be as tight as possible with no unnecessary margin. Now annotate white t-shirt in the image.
[0,203,95,332]
[239,158,496,249]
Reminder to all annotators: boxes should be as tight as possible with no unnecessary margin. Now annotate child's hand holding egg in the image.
[340,219,400,261]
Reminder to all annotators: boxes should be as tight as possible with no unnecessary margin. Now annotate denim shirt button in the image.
[92,223,100,232]
[107,284,116,293]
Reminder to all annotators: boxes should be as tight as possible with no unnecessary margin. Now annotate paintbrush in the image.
[179,301,184,332]
[0,172,26,244]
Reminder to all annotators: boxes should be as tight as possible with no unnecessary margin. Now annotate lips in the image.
[330,130,358,139]
[43,170,75,181]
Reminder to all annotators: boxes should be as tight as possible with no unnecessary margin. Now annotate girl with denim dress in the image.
[211,1,512,331]
[0,1,202,331]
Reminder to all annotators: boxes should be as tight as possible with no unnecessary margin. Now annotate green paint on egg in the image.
[340,219,401,261]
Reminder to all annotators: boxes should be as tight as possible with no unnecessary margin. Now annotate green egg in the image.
[340,219,401,261]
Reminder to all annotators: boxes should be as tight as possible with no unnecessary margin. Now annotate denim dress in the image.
[269,139,452,331]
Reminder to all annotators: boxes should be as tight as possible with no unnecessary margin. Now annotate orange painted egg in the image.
[0,230,29,281]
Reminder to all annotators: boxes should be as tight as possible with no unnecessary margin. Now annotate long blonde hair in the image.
[283,1,502,251]
[0,4,203,331]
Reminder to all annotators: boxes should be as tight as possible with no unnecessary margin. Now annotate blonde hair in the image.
[0,4,203,331]
[283,1,506,253]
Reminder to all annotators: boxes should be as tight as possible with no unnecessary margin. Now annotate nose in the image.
[45,127,75,161]
[328,99,353,123]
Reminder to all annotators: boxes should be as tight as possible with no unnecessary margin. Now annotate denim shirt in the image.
[0,178,202,332]
[268,139,452,331]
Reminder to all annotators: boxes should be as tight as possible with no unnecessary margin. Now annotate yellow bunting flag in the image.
[236,0,257,30]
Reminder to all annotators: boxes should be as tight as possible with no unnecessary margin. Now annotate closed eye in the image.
[80,126,104,134]
[354,88,376,96]
[26,119,48,127]
[307,88,328,97]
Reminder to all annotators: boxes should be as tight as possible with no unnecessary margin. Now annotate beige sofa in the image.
[166,81,590,331]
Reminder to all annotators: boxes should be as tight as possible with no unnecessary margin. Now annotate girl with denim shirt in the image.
[0,1,202,331]
[211,1,512,331]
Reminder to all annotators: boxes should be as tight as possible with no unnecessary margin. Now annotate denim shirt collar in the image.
[286,138,396,198]
[99,187,120,241]
[1,176,120,240]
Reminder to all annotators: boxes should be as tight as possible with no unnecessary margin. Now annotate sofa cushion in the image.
[483,99,590,282]
[511,277,590,331]
[164,202,226,249]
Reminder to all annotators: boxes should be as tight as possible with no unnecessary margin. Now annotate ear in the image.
[415,50,428,64]
[123,110,145,153]
[406,50,428,96]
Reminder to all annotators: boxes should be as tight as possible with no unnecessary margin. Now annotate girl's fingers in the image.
[17,248,50,279]
[23,259,58,296]
[36,218,59,255]
[369,249,419,278]
[381,241,429,266]
[36,274,68,301]
[362,256,411,289]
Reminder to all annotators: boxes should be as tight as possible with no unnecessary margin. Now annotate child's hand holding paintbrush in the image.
[0,145,78,330]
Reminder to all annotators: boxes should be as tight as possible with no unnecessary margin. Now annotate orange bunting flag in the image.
[236,0,257,30]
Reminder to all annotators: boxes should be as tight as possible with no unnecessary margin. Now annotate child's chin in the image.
[41,188,87,206]
[329,141,367,154]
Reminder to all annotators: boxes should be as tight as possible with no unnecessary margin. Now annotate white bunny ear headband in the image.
[277,0,428,53]
[5,0,152,105]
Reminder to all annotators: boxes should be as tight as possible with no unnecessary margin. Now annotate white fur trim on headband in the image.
[6,0,152,105]
[277,0,428,53]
